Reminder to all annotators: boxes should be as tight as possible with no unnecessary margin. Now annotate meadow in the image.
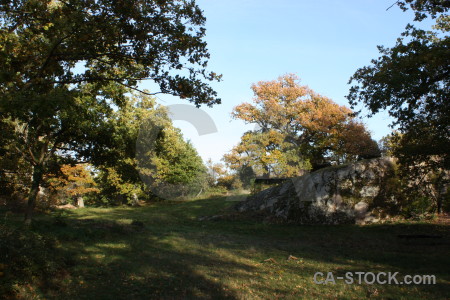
[1,195,449,299]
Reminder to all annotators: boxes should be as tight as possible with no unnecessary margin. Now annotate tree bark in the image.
[24,164,44,225]
[77,196,85,208]
[437,197,442,214]
[132,193,139,206]
[435,171,447,214]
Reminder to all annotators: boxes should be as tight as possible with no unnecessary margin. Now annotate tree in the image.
[205,159,244,191]
[333,121,381,164]
[0,0,220,222]
[138,116,208,200]
[94,91,207,203]
[0,0,221,105]
[48,164,99,207]
[93,92,162,206]
[379,131,449,214]
[347,1,449,165]
[0,118,32,201]
[347,1,449,212]
[205,159,228,186]
[223,129,308,177]
[395,1,450,21]
[225,74,379,177]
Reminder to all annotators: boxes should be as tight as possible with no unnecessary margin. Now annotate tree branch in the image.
[387,1,400,11]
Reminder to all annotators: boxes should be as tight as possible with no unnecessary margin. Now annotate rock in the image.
[57,204,77,209]
[235,157,397,224]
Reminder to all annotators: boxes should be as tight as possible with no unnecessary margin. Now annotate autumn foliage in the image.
[225,74,379,177]
[48,164,99,205]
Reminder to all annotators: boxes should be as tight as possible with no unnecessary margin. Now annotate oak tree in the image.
[0,0,220,222]
[347,0,449,212]
[347,1,449,167]
[225,74,379,177]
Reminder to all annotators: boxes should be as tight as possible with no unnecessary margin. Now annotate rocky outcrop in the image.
[235,157,398,224]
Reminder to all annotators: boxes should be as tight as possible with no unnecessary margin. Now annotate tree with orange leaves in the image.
[49,164,99,207]
[225,74,379,177]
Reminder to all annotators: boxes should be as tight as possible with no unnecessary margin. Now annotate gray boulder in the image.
[235,157,397,224]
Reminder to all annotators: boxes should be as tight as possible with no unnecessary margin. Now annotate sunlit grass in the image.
[1,196,449,299]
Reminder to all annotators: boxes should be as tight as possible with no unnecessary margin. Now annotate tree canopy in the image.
[348,0,449,212]
[0,0,221,105]
[347,1,449,166]
[225,74,379,178]
[0,0,219,222]
[396,0,450,21]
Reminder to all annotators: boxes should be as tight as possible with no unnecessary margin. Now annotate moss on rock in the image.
[235,157,399,224]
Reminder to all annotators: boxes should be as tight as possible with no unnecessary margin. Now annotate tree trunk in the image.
[77,196,85,208]
[437,197,442,214]
[24,164,44,225]
[195,188,203,198]
[436,187,444,214]
[132,193,140,206]
[435,171,446,214]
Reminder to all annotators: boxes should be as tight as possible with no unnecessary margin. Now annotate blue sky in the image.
[141,0,432,163]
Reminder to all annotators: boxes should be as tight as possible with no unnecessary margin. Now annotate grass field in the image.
[1,195,449,299]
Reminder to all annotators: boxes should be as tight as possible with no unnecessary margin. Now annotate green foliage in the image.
[385,132,449,213]
[0,0,221,106]
[378,133,399,157]
[145,132,208,200]
[348,2,449,213]
[94,92,208,203]
[396,0,450,21]
[203,185,229,197]
[91,92,158,205]
[442,188,450,212]
[152,132,206,186]
[401,194,436,218]
[347,19,450,166]
[0,118,32,197]
[0,0,220,221]
[376,144,449,215]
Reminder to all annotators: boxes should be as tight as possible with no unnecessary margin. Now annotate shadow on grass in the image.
[2,197,450,299]
[15,206,252,299]
[55,228,247,299]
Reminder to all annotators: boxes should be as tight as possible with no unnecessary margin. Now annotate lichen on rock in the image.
[234,157,398,224]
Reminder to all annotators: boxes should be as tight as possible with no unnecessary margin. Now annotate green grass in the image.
[1,195,449,299]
